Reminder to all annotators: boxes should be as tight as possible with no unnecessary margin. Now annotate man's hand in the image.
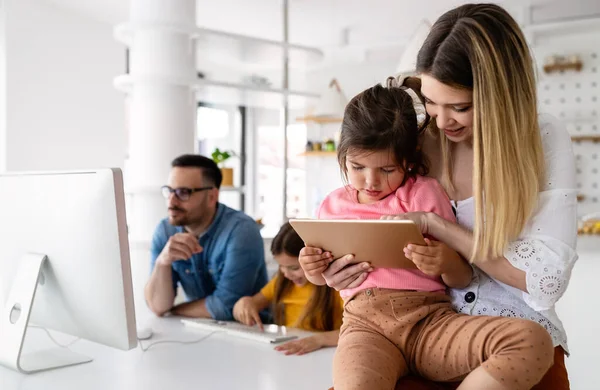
[157,233,203,267]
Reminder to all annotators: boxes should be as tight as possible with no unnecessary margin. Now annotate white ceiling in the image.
[35,0,600,66]
[37,0,535,47]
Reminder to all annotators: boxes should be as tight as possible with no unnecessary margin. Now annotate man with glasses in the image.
[144,154,267,320]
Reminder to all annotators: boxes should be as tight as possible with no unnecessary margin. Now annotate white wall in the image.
[4,0,125,172]
[0,0,6,172]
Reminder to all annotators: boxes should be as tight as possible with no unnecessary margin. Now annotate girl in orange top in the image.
[233,222,343,355]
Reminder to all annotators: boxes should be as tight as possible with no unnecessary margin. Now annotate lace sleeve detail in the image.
[504,115,579,311]
[505,237,577,311]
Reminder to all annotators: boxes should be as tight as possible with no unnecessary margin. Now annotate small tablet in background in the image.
[289,219,426,269]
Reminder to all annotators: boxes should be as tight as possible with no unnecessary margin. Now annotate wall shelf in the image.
[571,135,600,143]
[220,186,245,193]
[525,17,600,43]
[115,22,324,110]
[195,79,319,110]
[296,116,343,124]
[113,75,320,110]
[115,23,324,71]
[299,151,337,157]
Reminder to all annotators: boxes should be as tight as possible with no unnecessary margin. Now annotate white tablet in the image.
[289,219,426,269]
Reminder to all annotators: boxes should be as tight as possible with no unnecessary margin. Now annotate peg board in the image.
[533,31,600,217]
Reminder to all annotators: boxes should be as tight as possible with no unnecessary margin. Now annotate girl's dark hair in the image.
[270,222,337,331]
[337,78,429,186]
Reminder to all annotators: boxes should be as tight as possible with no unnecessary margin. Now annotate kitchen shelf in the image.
[296,116,343,124]
[298,151,337,157]
[524,17,600,43]
[571,135,600,143]
[195,79,319,110]
[220,186,245,193]
[115,23,324,71]
[114,75,319,110]
[114,22,324,110]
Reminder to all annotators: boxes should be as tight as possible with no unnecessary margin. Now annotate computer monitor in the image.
[0,169,137,374]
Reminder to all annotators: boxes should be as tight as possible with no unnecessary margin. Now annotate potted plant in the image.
[212,148,235,187]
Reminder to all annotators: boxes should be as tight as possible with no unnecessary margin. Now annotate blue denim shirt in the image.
[150,203,267,320]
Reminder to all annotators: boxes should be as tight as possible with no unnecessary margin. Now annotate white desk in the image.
[0,316,335,390]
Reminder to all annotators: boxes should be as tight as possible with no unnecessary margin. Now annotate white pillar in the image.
[115,0,197,319]
[117,0,197,244]
[0,3,6,173]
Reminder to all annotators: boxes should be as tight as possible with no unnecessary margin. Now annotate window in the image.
[196,104,244,211]
[195,105,309,237]
[255,122,307,237]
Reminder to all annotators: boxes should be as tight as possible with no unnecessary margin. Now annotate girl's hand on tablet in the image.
[380,212,431,235]
[322,254,372,291]
[299,246,332,285]
[403,238,462,275]
[404,239,472,288]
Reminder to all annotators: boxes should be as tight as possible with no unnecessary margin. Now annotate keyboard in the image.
[181,318,298,344]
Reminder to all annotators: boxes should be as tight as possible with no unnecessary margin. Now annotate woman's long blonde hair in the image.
[416,4,545,261]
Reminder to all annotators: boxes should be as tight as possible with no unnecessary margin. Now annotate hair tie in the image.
[382,74,427,129]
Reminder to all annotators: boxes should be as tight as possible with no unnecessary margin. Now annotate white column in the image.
[115,0,197,319]
[117,0,197,244]
[0,2,6,173]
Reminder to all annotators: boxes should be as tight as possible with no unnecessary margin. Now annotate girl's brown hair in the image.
[337,79,430,186]
[270,222,337,331]
[416,3,544,261]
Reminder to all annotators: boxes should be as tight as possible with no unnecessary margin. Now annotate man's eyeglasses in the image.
[161,186,214,201]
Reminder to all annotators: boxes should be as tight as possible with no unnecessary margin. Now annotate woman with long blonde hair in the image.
[303,4,576,389]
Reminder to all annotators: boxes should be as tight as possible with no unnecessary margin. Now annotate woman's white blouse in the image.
[449,114,578,351]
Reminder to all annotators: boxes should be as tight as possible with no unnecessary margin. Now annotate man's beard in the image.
[168,206,205,227]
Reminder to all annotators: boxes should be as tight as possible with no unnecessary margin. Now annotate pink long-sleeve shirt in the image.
[317,176,457,300]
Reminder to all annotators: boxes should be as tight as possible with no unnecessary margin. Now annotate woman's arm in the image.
[427,214,527,292]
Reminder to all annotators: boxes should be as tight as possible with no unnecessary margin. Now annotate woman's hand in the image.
[322,254,373,291]
[381,212,432,235]
[274,335,323,356]
[232,297,263,330]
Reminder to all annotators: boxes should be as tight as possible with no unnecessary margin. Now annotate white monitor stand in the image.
[0,254,93,374]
